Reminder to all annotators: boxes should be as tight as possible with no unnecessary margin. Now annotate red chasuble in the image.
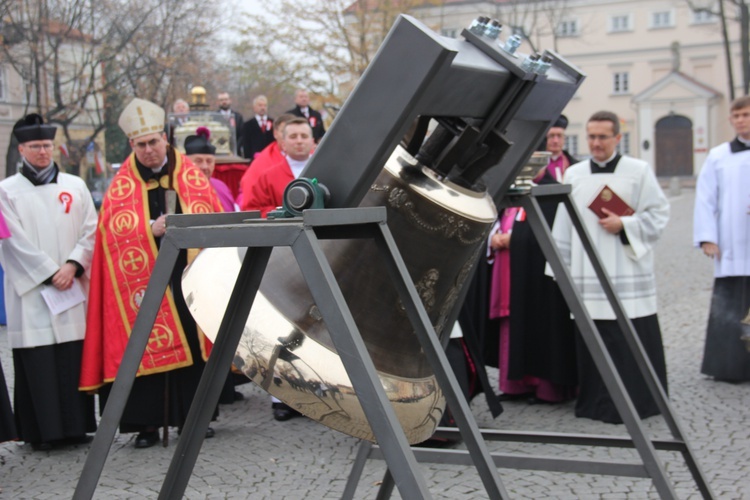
[80,152,222,390]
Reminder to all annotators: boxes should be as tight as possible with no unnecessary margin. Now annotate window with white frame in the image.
[613,72,630,94]
[610,14,632,32]
[564,135,579,156]
[692,8,716,24]
[651,10,674,28]
[617,132,631,155]
[556,19,579,37]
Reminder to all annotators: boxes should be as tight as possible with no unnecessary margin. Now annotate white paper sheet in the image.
[40,279,86,315]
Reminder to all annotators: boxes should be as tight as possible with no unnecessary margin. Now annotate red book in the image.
[587,185,635,219]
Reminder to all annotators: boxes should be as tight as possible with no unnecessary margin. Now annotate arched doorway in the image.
[655,115,693,176]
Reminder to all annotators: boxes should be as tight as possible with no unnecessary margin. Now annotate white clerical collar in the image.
[738,136,750,146]
[150,157,168,173]
[592,151,618,168]
[287,156,309,179]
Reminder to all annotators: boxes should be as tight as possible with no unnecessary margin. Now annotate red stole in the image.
[80,152,222,390]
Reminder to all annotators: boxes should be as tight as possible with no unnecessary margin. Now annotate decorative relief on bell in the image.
[415,268,440,312]
[397,268,440,315]
[435,245,485,335]
[372,183,486,245]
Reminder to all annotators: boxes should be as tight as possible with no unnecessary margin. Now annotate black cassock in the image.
[507,171,577,388]
[0,360,17,442]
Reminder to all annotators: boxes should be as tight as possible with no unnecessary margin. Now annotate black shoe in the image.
[415,436,462,448]
[233,390,244,401]
[61,435,94,446]
[714,377,742,384]
[31,442,53,451]
[134,430,160,449]
[527,396,553,405]
[272,402,301,421]
[177,426,215,439]
[498,392,533,402]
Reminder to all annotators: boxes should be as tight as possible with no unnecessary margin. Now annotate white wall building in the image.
[403,0,738,176]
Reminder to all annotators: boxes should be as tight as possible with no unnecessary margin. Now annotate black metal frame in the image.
[73,208,512,500]
[302,15,584,211]
[342,184,715,500]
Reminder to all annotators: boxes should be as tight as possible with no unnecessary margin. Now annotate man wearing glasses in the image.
[80,98,223,449]
[0,113,98,450]
[548,110,670,424]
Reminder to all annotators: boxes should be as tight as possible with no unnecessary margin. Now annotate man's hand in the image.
[151,214,168,238]
[490,232,511,251]
[701,242,720,259]
[598,207,624,234]
[51,262,77,291]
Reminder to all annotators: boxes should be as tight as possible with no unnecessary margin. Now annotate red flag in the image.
[94,151,104,175]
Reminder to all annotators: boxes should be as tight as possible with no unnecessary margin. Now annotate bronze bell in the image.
[182,145,496,443]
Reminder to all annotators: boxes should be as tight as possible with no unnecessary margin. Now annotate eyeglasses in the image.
[132,137,163,151]
[25,144,54,152]
[587,134,615,142]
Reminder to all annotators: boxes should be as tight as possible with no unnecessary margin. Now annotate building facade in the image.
[402,0,737,176]
[0,18,106,182]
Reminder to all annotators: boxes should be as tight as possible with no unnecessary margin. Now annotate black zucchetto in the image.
[13,113,57,143]
[184,126,216,155]
[552,114,569,129]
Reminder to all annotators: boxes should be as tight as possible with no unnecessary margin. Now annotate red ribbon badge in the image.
[309,117,317,128]
[59,192,73,214]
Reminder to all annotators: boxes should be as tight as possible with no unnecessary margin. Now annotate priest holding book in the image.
[548,110,670,424]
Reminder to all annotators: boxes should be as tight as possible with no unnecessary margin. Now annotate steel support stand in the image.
[74,208,509,500]
[517,184,714,499]
[343,184,715,499]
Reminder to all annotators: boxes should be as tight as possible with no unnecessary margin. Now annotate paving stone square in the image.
[1,189,748,498]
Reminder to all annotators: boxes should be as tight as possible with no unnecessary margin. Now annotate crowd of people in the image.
[0,90,748,454]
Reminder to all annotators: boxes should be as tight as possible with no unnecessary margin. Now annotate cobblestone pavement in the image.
[1,188,748,499]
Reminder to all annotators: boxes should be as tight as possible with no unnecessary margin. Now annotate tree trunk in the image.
[720,0,736,100]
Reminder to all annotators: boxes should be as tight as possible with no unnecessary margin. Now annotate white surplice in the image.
[693,141,750,277]
[548,155,670,320]
[0,172,97,348]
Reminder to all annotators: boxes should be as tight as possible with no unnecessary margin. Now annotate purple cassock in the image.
[210,177,236,212]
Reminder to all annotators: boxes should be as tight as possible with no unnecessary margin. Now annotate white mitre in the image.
[118,98,165,140]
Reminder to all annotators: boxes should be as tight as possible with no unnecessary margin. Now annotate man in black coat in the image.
[286,88,325,143]
[217,91,244,156]
[241,95,274,160]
